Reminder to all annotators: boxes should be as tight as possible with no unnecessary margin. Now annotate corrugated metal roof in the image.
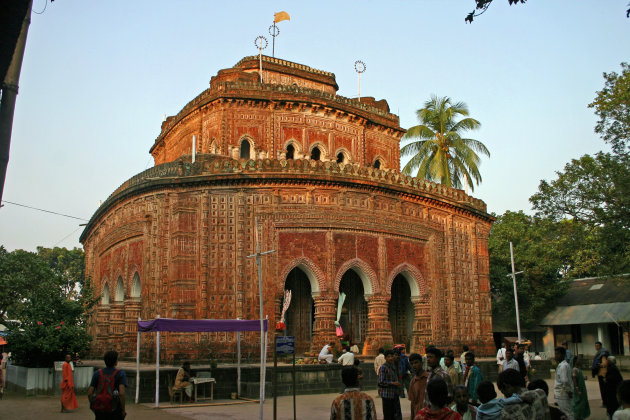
[540,302,630,326]
[556,275,630,306]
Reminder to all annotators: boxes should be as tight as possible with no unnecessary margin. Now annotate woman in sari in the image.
[571,354,590,420]
[60,354,78,412]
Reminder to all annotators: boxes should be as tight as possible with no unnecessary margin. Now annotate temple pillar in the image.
[364,295,392,356]
[95,305,111,355]
[411,297,432,354]
[109,303,125,349]
[124,301,141,356]
[311,293,337,353]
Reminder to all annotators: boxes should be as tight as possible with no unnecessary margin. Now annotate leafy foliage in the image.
[488,211,577,328]
[465,1,629,23]
[401,95,490,191]
[588,63,630,156]
[0,246,98,367]
[529,152,630,275]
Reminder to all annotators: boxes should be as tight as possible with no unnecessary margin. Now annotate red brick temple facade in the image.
[80,56,495,360]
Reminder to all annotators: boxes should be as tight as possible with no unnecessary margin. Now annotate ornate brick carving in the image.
[81,56,495,360]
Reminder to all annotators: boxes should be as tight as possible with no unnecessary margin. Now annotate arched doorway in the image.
[339,269,367,350]
[286,144,295,159]
[310,146,321,161]
[240,139,251,159]
[283,267,314,353]
[388,274,414,349]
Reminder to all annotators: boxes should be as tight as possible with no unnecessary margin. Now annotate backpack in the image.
[90,369,120,413]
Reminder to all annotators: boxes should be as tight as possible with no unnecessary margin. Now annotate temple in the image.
[80,56,495,360]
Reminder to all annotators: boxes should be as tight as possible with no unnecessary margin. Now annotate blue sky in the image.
[1,0,628,251]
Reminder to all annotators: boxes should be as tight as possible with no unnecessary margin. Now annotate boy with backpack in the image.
[88,350,127,419]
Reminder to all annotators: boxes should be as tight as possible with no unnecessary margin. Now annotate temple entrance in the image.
[339,269,368,350]
[283,267,314,354]
[389,274,414,349]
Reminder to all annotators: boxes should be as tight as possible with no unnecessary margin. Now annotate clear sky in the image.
[1,0,628,252]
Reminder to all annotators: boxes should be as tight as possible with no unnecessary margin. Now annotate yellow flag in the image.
[274,11,290,23]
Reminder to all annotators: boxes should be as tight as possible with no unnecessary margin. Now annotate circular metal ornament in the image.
[354,60,366,73]
[255,36,269,50]
[269,25,280,37]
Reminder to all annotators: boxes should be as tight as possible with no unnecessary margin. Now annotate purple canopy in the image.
[137,318,268,333]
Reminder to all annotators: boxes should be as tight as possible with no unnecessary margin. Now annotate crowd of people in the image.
[330,342,630,420]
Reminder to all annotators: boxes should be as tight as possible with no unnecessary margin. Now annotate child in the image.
[475,380,522,420]
[613,380,630,420]
[451,386,476,420]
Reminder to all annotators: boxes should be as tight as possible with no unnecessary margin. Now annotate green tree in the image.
[488,211,580,329]
[401,95,490,191]
[0,246,98,367]
[530,152,630,275]
[588,62,630,156]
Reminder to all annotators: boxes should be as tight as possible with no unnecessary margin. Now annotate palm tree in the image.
[401,95,490,191]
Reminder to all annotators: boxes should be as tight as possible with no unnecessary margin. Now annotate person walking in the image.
[463,352,483,405]
[330,367,377,420]
[60,354,78,413]
[570,354,590,420]
[496,343,506,374]
[88,350,127,420]
[554,346,574,420]
[425,347,453,407]
[408,353,429,420]
[375,347,386,375]
[591,341,609,407]
[379,349,403,420]
[604,356,624,419]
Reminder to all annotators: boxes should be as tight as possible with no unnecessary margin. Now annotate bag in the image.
[335,326,343,337]
[90,369,120,413]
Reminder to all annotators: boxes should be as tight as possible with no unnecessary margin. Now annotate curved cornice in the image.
[150,81,403,154]
[79,156,494,242]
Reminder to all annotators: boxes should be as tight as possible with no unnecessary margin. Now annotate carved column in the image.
[311,293,337,353]
[95,305,111,355]
[364,295,392,356]
[124,301,141,356]
[411,297,432,353]
[109,302,125,349]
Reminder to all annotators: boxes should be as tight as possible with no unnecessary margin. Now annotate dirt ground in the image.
[0,377,612,420]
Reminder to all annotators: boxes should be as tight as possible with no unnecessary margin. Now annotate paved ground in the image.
[0,377,612,419]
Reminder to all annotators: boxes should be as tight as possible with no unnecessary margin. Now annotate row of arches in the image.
[102,272,141,305]
[227,137,385,169]
[283,266,416,351]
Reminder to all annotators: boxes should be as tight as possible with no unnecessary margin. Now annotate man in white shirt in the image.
[496,343,506,373]
[502,348,520,372]
[338,348,355,366]
[318,342,335,364]
[554,346,574,420]
[374,347,386,375]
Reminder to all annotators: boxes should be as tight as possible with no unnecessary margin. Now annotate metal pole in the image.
[136,317,141,404]
[273,335,277,420]
[510,242,522,343]
[291,351,296,420]
[0,0,32,204]
[237,317,241,397]
[259,51,263,83]
[155,315,160,408]
[272,24,276,57]
[192,135,196,163]
[263,315,268,401]
[257,218,264,419]
[358,72,361,101]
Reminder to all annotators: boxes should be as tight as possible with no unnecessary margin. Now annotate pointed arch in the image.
[239,136,256,160]
[102,281,110,305]
[334,147,351,164]
[131,272,141,299]
[373,156,386,169]
[309,142,328,161]
[115,276,125,302]
[334,258,378,296]
[284,139,301,160]
[209,138,218,154]
[279,257,324,296]
[386,263,426,299]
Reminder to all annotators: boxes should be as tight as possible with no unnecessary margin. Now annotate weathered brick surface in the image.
[81,56,495,360]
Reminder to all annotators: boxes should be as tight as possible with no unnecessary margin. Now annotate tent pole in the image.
[262,315,268,401]
[237,317,241,397]
[155,315,160,408]
[136,317,141,404]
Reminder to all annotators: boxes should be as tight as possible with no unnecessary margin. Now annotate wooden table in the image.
[191,377,215,402]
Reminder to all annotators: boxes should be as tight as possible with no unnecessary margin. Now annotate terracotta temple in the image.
[80,56,495,361]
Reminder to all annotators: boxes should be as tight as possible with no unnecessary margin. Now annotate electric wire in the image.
[53,226,83,247]
[2,200,89,221]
